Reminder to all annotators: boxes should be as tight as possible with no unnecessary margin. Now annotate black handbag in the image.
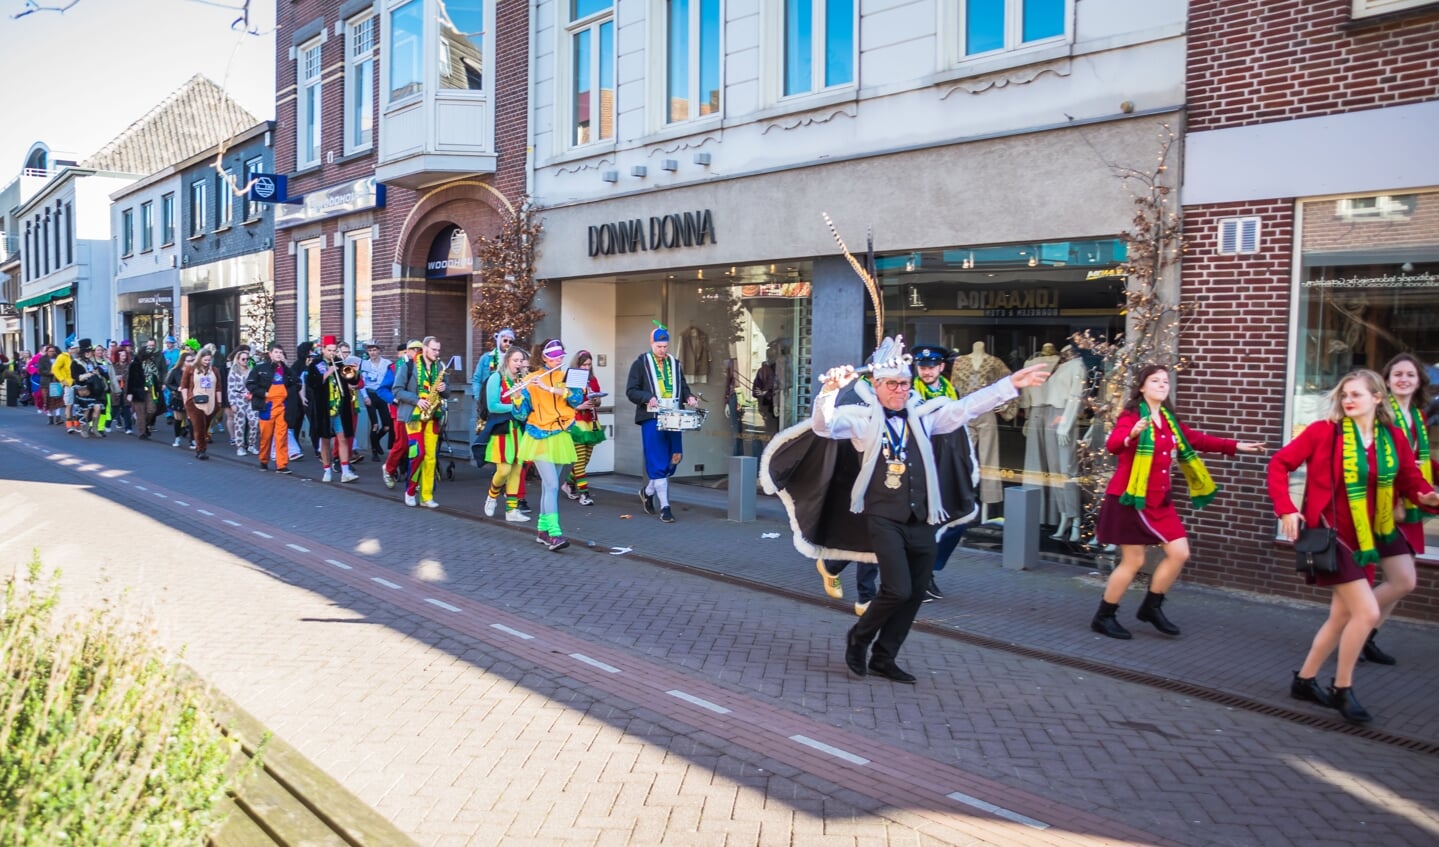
[1294,424,1341,576]
[191,394,210,406]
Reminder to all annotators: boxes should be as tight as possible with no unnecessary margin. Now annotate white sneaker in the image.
[125,428,133,435]
[322,469,333,483]
[484,496,497,517]
[341,471,359,483]
[420,500,439,509]
[404,493,417,507]
[172,437,182,447]
[248,447,260,455]
[237,448,247,457]
[505,510,530,522]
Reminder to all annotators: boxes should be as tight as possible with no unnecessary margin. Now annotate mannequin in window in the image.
[753,346,780,438]
[680,324,711,384]
[1023,342,1064,525]
[1049,346,1087,541]
[948,341,1014,519]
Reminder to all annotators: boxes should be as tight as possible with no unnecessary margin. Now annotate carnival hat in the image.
[910,344,950,366]
[495,328,516,341]
[542,339,566,360]
[868,335,911,379]
[78,338,93,353]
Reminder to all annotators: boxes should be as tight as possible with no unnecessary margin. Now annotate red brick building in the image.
[1179,0,1439,620]
[272,0,528,413]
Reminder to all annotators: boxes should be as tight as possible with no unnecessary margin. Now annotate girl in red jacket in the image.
[1091,365,1266,639]
[1269,369,1438,724]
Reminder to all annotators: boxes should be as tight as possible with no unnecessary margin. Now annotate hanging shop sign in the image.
[957,288,1061,317]
[587,209,717,257]
[274,177,386,229]
[426,225,474,278]
[246,173,290,204]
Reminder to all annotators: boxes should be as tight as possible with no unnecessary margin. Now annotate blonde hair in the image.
[1326,369,1394,425]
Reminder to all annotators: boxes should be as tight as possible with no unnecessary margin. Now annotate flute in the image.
[500,363,565,400]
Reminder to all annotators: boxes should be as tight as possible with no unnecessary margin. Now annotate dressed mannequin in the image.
[1022,342,1064,525]
[949,341,1014,518]
[1048,346,1087,541]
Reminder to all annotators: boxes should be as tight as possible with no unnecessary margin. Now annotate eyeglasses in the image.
[875,379,910,391]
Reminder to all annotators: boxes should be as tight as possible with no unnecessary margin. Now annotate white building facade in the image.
[110,172,183,346]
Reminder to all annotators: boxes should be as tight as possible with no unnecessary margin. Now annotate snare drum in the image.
[655,407,707,431]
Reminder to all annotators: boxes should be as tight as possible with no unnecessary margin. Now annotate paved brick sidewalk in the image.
[4,411,1439,847]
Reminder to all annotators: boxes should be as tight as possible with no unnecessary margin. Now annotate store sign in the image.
[246,173,290,203]
[587,210,717,257]
[957,288,1061,317]
[116,290,176,312]
[275,177,386,229]
[426,225,473,278]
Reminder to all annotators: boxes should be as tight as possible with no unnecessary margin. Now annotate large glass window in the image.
[389,0,424,101]
[297,40,323,167]
[666,0,722,123]
[298,239,324,342]
[344,230,374,345]
[1289,189,1439,551]
[569,0,615,146]
[121,208,134,256]
[217,169,235,228]
[783,0,853,97]
[347,14,377,152]
[161,193,175,245]
[963,0,1067,58]
[438,0,484,90]
[140,201,153,251]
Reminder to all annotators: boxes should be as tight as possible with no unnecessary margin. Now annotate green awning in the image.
[15,286,72,310]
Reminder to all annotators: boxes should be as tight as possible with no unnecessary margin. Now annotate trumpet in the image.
[500,363,565,401]
[418,362,448,422]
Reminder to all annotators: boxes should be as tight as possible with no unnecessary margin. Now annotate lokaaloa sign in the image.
[588,210,716,257]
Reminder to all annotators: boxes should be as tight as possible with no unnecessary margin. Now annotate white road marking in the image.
[253,531,274,539]
[569,654,622,674]
[490,623,534,640]
[371,577,402,589]
[667,690,731,714]
[325,559,353,570]
[425,598,461,612]
[945,791,1050,830]
[174,501,188,507]
[789,735,869,765]
[197,509,215,516]
[153,492,167,498]
[117,478,131,484]
[286,543,310,553]
[134,485,148,491]
[222,519,241,527]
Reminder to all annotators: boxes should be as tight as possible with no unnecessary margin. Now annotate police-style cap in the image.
[910,344,951,365]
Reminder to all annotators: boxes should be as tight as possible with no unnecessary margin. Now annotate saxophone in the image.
[418,362,447,423]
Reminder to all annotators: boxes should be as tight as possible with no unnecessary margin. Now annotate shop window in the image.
[955,0,1069,61]
[663,0,722,123]
[344,230,374,345]
[347,13,376,153]
[1290,189,1439,551]
[438,0,484,91]
[569,0,615,146]
[1217,216,1260,255]
[140,201,153,252]
[121,208,134,257]
[297,39,324,168]
[161,193,176,245]
[781,0,855,97]
[297,238,324,342]
[389,0,424,102]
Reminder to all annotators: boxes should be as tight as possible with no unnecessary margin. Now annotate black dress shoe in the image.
[1091,601,1132,640]
[867,659,917,684]
[1361,630,1396,665]
[1329,684,1373,724]
[844,628,867,677]
[1289,672,1333,708]
[1136,591,1181,636]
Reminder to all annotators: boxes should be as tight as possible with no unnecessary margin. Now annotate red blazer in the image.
[1104,408,1237,500]
[1267,419,1435,549]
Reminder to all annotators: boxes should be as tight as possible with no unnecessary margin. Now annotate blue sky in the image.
[0,0,276,173]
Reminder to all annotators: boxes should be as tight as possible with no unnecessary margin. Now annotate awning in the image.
[16,286,72,310]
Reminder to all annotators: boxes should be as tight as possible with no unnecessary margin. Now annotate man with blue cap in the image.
[625,322,699,523]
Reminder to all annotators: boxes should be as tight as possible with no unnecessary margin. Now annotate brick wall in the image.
[1179,199,1439,621]
[1187,0,1439,133]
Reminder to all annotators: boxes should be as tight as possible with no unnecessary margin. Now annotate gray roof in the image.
[81,75,259,175]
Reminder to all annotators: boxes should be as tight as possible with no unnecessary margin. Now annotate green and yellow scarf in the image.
[1389,396,1433,523]
[914,374,957,401]
[1120,405,1219,511]
[1342,417,1399,563]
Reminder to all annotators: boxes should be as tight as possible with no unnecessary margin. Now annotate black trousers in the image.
[852,515,935,663]
[366,392,393,455]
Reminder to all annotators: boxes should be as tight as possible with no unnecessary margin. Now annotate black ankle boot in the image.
[1090,600,1132,640]
[1329,683,1373,724]
[1289,671,1334,707]
[1135,591,1181,636]
[1360,629,1397,666]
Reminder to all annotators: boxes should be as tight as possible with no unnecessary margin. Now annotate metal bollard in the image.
[1002,485,1041,571]
[728,455,757,522]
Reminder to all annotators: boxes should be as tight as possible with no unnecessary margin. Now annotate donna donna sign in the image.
[588,210,716,257]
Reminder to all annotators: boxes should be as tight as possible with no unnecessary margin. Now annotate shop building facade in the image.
[1180,0,1439,619]
[530,0,1185,488]
[110,170,181,348]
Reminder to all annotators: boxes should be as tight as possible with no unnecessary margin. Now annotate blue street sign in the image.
[247,173,290,204]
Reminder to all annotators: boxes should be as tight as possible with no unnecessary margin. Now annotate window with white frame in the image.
[344,229,374,346]
[297,39,324,168]
[1352,0,1439,19]
[664,0,722,123]
[297,239,324,342]
[161,193,175,245]
[242,157,263,221]
[569,0,616,146]
[781,0,854,97]
[346,13,376,152]
[958,0,1067,59]
[140,201,153,251]
[216,168,235,228]
[190,180,207,237]
[121,208,134,256]
[389,0,424,102]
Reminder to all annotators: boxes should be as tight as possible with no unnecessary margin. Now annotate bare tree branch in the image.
[10,0,80,19]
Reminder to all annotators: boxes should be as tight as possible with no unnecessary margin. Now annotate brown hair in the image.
[1381,352,1431,405]
[1122,364,1175,414]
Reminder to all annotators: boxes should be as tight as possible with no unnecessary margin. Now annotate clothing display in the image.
[949,344,1013,504]
[1021,349,1063,524]
[1049,354,1088,523]
[679,325,711,383]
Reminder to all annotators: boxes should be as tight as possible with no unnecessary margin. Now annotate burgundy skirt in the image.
[1310,534,1414,588]
[1095,493,1186,546]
